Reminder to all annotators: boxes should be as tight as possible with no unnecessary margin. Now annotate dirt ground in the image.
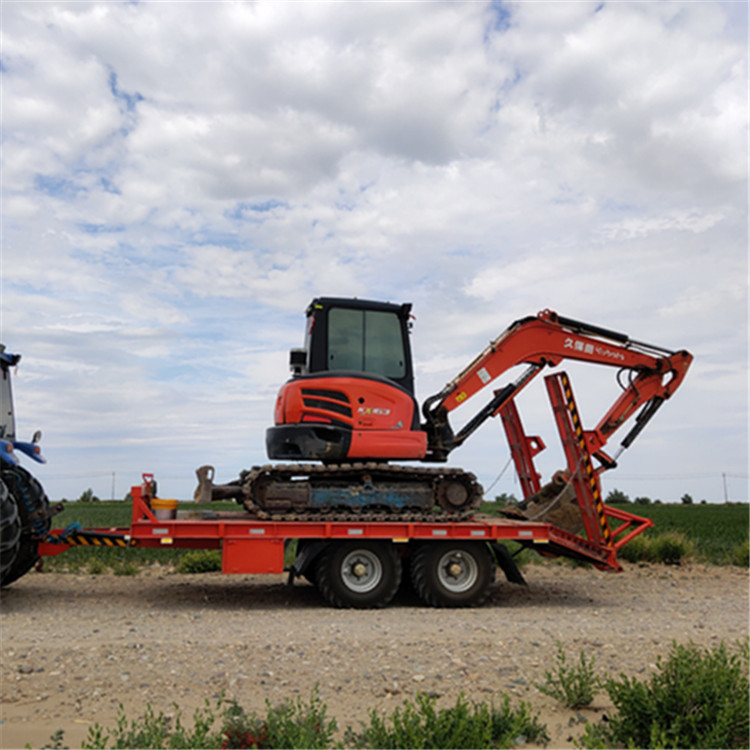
[1,562,748,750]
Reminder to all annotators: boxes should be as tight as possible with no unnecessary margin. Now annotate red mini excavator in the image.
[198,297,692,519]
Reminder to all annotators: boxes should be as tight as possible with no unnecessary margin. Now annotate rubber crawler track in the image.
[236,462,484,522]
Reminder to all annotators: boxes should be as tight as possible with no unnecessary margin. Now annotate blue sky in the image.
[1,0,747,504]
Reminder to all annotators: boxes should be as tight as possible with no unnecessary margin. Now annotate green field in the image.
[480,500,748,565]
[39,499,749,573]
[609,502,749,565]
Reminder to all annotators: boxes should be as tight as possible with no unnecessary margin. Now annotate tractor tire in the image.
[410,541,495,608]
[316,541,401,609]
[0,479,21,586]
[1,465,51,587]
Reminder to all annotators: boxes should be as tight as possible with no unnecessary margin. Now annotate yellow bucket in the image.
[151,498,178,520]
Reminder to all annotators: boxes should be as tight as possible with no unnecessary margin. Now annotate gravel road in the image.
[1,563,747,749]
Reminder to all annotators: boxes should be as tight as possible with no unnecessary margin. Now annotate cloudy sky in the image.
[2,0,747,505]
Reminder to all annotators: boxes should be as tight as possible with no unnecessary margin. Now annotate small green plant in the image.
[650,531,693,564]
[222,687,336,749]
[28,729,68,749]
[83,698,222,749]
[618,531,694,565]
[111,559,141,576]
[535,642,601,709]
[177,550,223,574]
[489,694,549,747]
[344,691,548,749]
[580,640,750,749]
[731,539,749,567]
[88,558,106,575]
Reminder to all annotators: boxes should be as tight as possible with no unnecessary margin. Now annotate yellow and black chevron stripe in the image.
[560,373,613,547]
[60,532,129,548]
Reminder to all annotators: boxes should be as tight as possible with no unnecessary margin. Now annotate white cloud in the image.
[1,0,746,504]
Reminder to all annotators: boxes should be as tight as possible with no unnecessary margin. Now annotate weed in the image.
[30,729,68,749]
[489,693,549,747]
[177,550,222,574]
[731,539,749,567]
[111,559,140,576]
[221,687,336,749]
[535,642,601,709]
[344,691,548,749]
[650,531,694,564]
[87,558,106,575]
[580,640,750,749]
[261,688,337,749]
[617,531,694,565]
[82,698,222,749]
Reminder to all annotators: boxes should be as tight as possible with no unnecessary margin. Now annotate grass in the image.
[609,502,749,565]
[31,639,750,749]
[55,688,548,749]
[534,642,601,709]
[581,639,749,749]
[482,499,749,566]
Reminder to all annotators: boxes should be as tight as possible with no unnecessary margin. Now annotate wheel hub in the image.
[447,561,463,578]
[437,549,479,593]
[340,549,383,594]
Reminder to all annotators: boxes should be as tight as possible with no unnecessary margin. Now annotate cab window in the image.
[328,308,406,380]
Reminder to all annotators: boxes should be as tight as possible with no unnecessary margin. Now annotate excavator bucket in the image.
[501,471,584,535]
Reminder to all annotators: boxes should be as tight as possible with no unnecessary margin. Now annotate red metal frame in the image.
[498,371,653,571]
[499,399,544,498]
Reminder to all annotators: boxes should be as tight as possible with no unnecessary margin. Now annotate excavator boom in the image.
[422,309,692,463]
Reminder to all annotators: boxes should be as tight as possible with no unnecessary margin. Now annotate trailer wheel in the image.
[316,541,401,608]
[1,466,51,587]
[0,479,21,586]
[411,541,494,607]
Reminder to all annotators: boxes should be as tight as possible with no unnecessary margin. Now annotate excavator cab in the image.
[266,297,428,462]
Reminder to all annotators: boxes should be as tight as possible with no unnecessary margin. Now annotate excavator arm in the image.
[422,310,693,463]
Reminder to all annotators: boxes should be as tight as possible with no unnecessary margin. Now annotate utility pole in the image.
[722,472,728,503]
[111,471,116,501]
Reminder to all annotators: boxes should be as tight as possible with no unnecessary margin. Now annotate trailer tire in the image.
[1,466,51,587]
[411,541,494,608]
[316,541,400,609]
[0,479,21,586]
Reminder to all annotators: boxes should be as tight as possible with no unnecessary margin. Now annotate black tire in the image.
[411,541,495,607]
[316,541,401,609]
[0,478,22,585]
[1,465,51,587]
[302,559,319,586]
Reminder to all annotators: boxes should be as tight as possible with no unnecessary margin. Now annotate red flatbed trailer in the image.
[36,371,655,608]
[36,470,652,609]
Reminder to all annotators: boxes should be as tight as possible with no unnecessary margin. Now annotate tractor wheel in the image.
[411,541,494,608]
[1,466,51,587]
[316,541,401,609]
[0,479,21,586]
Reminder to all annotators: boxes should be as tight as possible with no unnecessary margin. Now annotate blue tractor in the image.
[0,346,52,587]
